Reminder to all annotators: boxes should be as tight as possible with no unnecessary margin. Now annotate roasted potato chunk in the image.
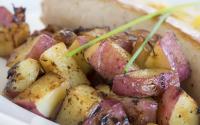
[112,69,180,97]
[0,23,30,57]
[53,29,77,47]
[56,85,101,125]
[131,30,160,68]
[69,27,110,74]
[118,97,158,125]
[85,40,139,80]
[145,32,190,82]
[69,35,93,74]
[110,32,137,53]
[0,7,30,57]
[158,86,199,125]
[40,43,90,88]
[83,99,130,125]
[0,27,14,57]
[14,73,68,118]
[7,34,56,67]
[4,58,40,98]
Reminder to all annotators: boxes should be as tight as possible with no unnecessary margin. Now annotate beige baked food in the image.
[41,0,200,105]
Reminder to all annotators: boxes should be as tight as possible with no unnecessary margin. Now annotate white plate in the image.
[0,0,57,125]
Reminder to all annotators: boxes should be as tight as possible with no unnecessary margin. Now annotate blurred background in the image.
[0,0,44,31]
[0,0,199,32]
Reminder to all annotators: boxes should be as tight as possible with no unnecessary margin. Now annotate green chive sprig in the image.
[124,13,171,73]
[66,2,200,57]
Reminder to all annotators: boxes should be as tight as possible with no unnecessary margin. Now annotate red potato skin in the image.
[26,34,56,60]
[110,32,136,53]
[158,86,182,125]
[83,99,130,125]
[118,97,158,125]
[4,89,19,99]
[0,7,13,27]
[131,29,160,45]
[88,41,139,80]
[159,32,190,82]
[77,35,93,45]
[76,31,134,52]
[112,70,180,97]
[13,99,47,118]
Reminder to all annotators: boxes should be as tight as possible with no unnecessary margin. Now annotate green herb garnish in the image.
[124,13,171,73]
[66,2,200,57]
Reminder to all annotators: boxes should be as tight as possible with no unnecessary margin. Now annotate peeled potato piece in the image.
[14,73,68,119]
[4,58,40,98]
[7,34,56,67]
[56,85,101,125]
[158,86,199,125]
[40,42,90,88]
[145,32,190,82]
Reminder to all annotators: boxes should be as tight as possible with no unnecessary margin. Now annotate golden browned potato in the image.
[56,85,101,125]
[0,27,14,57]
[4,58,40,98]
[0,22,30,57]
[0,7,30,57]
[40,43,90,88]
[14,73,68,119]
